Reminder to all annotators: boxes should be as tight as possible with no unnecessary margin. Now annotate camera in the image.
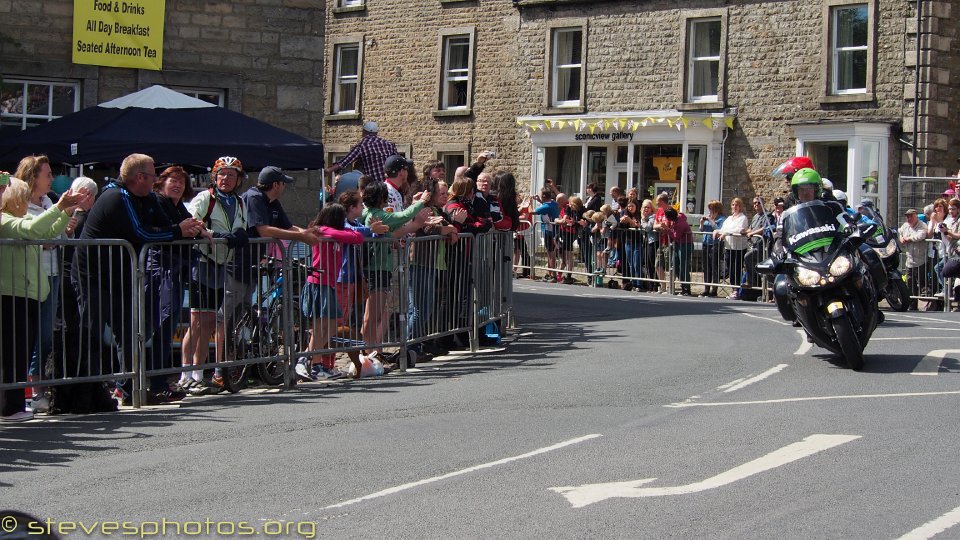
[0,172,9,187]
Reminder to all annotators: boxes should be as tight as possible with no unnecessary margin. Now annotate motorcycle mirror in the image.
[755,258,781,275]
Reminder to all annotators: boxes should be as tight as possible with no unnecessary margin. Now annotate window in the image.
[793,122,889,220]
[550,28,583,108]
[831,4,868,94]
[0,78,80,131]
[338,0,363,7]
[687,18,721,102]
[437,151,466,183]
[441,35,471,110]
[173,87,225,106]
[333,43,361,114]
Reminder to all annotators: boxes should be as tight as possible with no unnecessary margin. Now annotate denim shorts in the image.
[301,283,341,319]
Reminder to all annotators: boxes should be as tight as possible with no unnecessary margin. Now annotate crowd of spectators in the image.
[0,127,519,421]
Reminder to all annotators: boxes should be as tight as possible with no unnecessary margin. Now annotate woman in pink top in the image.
[298,203,364,379]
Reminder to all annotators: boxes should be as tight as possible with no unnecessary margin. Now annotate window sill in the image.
[432,108,472,117]
[332,5,366,15]
[677,101,725,112]
[820,93,874,105]
[542,105,585,115]
[325,112,361,122]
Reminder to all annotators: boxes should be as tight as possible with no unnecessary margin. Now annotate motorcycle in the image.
[757,200,880,370]
[857,203,911,312]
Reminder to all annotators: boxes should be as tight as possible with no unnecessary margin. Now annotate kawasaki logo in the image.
[788,223,836,245]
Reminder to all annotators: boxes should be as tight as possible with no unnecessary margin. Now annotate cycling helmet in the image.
[790,168,822,198]
[212,156,244,177]
[771,156,815,181]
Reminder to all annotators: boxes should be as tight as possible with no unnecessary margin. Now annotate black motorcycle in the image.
[858,203,911,312]
[758,201,880,370]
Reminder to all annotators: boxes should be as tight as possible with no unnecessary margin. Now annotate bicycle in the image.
[222,256,316,391]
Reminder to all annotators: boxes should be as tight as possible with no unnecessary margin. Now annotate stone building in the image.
[322,0,957,220]
[0,0,327,222]
[1,1,955,222]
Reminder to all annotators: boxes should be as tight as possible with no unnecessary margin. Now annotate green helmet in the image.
[790,167,822,198]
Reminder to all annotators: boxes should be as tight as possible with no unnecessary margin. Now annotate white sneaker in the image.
[1,411,34,423]
[294,361,315,381]
[29,396,50,414]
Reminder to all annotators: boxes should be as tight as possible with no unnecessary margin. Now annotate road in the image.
[1,282,959,539]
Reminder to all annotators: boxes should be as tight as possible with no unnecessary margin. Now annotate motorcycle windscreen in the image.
[781,201,844,255]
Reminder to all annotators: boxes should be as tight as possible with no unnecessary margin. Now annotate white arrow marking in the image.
[794,329,813,356]
[323,434,601,510]
[550,434,860,508]
[911,350,960,376]
[724,364,788,392]
[897,504,960,539]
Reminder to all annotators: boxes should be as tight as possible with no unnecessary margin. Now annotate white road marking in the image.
[794,329,813,356]
[723,364,789,393]
[897,504,960,540]
[740,313,791,326]
[873,337,960,341]
[550,434,859,508]
[716,379,746,391]
[922,328,960,332]
[322,434,602,510]
[887,314,957,324]
[665,390,960,408]
[911,350,960,376]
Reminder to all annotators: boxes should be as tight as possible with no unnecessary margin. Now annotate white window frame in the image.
[0,78,80,130]
[172,86,225,107]
[550,28,584,108]
[793,122,890,221]
[687,17,721,103]
[333,43,361,114]
[830,4,868,95]
[441,34,472,110]
[338,0,363,7]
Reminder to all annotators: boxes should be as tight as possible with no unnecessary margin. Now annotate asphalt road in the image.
[2,282,959,539]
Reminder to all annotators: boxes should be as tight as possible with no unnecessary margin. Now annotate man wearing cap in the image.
[899,208,928,310]
[383,155,413,213]
[222,166,322,343]
[325,121,398,184]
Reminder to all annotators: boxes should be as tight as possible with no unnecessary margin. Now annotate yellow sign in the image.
[72,0,165,71]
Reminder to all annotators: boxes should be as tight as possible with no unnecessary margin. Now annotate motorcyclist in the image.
[784,168,888,305]
[771,156,814,209]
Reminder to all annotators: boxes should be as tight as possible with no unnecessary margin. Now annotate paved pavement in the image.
[1,282,959,539]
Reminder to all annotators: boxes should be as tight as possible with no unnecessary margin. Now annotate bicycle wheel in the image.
[222,306,253,393]
[257,306,287,386]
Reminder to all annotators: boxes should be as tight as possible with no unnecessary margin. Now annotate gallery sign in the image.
[72,0,165,70]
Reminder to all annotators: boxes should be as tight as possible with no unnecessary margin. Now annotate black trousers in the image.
[1,295,39,416]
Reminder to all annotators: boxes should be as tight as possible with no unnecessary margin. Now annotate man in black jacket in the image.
[73,153,203,406]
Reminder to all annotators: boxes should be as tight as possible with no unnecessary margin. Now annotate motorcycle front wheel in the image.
[832,314,864,370]
[883,273,910,312]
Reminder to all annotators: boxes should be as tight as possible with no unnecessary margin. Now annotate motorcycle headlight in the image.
[878,238,898,258]
[795,267,823,287]
[829,254,853,277]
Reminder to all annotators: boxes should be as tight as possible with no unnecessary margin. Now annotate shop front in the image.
[517,110,733,214]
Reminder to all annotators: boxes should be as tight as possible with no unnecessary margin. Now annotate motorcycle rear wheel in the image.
[832,314,864,370]
[883,274,910,312]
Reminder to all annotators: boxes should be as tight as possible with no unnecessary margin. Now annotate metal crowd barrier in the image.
[0,238,140,403]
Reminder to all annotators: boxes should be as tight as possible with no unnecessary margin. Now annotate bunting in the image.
[516,114,733,134]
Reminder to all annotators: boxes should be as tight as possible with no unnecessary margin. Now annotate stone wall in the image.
[0,0,326,223]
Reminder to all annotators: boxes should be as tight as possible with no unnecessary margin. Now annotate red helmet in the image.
[771,156,814,180]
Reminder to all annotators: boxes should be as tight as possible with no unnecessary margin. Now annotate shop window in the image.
[543,146,583,195]
[795,122,889,220]
[548,26,585,109]
[332,42,362,115]
[0,78,80,132]
[686,18,721,103]
[436,29,475,114]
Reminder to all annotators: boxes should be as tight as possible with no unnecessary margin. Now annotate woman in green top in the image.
[1,177,89,422]
[359,181,433,366]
